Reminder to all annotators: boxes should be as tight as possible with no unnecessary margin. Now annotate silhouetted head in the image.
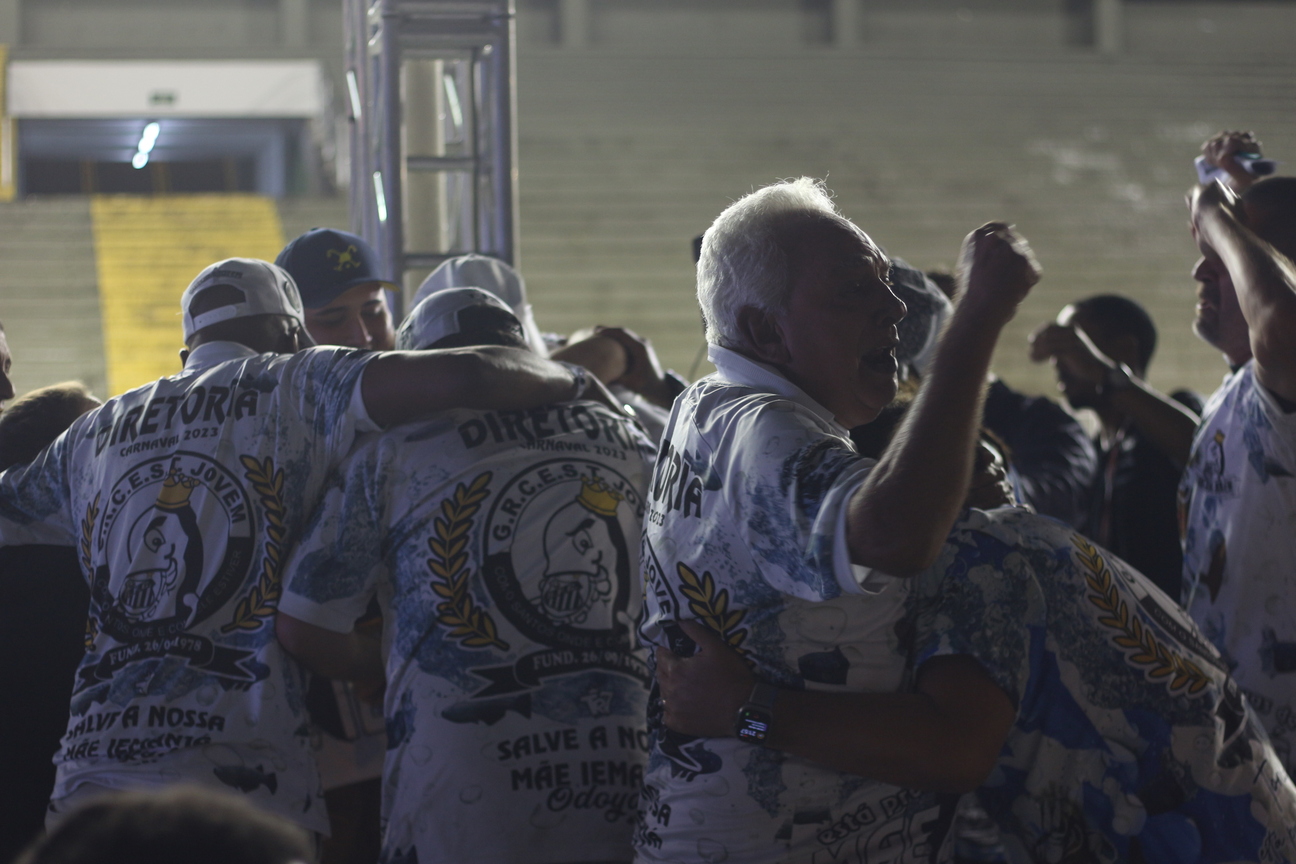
[17,786,312,864]
[0,381,100,471]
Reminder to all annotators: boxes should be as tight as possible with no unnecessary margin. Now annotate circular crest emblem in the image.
[482,458,644,651]
[91,451,255,642]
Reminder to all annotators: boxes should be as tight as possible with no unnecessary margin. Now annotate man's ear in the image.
[735,305,791,366]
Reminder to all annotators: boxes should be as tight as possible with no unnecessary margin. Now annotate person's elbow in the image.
[848,532,943,578]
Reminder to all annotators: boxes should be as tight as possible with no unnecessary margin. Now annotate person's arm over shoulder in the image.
[361,345,596,429]
[0,414,83,547]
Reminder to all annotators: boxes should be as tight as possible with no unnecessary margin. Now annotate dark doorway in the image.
[24,157,258,195]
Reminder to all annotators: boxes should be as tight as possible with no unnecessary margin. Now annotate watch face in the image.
[735,707,771,744]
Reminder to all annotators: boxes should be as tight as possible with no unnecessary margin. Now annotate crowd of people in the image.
[0,127,1293,864]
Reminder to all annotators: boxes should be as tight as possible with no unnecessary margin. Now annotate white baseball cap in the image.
[412,254,548,355]
[396,287,520,351]
[181,258,308,342]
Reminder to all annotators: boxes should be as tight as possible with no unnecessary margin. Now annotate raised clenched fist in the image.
[955,222,1042,329]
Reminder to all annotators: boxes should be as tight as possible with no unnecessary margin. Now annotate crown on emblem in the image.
[576,475,623,517]
[156,470,199,510]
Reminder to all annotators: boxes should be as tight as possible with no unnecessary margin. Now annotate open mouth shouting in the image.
[861,343,899,377]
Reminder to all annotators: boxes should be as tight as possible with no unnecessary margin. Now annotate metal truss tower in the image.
[343,0,519,313]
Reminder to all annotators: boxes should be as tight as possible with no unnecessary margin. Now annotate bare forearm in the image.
[1202,213,1296,393]
[657,624,1015,793]
[1109,381,1200,469]
[276,615,384,682]
[362,347,578,428]
[848,312,1001,574]
[550,336,628,385]
[768,689,997,794]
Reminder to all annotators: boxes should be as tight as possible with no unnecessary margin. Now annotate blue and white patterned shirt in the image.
[911,506,1296,864]
[281,399,656,864]
[635,346,938,864]
[0,341,377,832]
[1180,362,1296,774]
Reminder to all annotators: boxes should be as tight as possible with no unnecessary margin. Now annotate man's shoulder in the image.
[354,398,655,479]
[681,377,839,442]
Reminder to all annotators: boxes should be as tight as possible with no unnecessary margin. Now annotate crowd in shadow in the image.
[0,128,1294,864]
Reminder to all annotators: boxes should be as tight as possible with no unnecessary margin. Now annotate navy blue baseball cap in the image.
[274,228,398,309]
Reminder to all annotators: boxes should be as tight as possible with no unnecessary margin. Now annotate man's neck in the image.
[1095,403,1127,447]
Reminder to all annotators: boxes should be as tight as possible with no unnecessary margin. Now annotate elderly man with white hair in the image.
[633,178,1039,864]
[276,288,656,864]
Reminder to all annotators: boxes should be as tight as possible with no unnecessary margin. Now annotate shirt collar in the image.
[707,344,847,434]
[183,341,261,373]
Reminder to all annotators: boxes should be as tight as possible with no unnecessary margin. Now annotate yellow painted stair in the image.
[90,195,285,396]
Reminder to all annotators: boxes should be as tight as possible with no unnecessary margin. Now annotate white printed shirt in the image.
[634,346,932,864]
[1181,361,1296,773]
[0,341,378,832]
[280,400,656,864]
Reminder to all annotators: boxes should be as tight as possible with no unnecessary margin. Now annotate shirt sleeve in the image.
[831,485,896,595]
[905,509,1043,707]
[723,397,877,601]
[280,347,379,460]
[279,441,388,632]
[0,418,80,547]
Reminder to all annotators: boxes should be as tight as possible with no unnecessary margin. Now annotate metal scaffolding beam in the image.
[344,0,519,314]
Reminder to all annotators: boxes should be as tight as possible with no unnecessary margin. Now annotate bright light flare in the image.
[373,171,388,222]
[132,121,161,170]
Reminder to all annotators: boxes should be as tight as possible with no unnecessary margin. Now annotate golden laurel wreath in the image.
[80,494,102,650]
[676,561,748,650]
[221,455,287,633]
[427,471,508,651]
[1075,535,1210,695]
[79,492,100,574]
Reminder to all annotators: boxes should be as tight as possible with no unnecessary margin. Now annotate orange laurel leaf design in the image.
[221,455,287,633]
[426,472,508,651]
[676,561,748,650]
[1074,535,1209,696]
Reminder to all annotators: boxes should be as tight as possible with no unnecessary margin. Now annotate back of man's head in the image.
[397,287,527,352]
[15,786,312,864]
[181,259,310,355]
[1242,176,1296,261]
[697,177,872,348]
[0,381,99,471]
[1071,294,1158,373]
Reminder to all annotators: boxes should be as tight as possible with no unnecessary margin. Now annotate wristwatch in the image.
[734,682,778,745]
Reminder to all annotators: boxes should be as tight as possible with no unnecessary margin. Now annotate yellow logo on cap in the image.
[327,245,361,272]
